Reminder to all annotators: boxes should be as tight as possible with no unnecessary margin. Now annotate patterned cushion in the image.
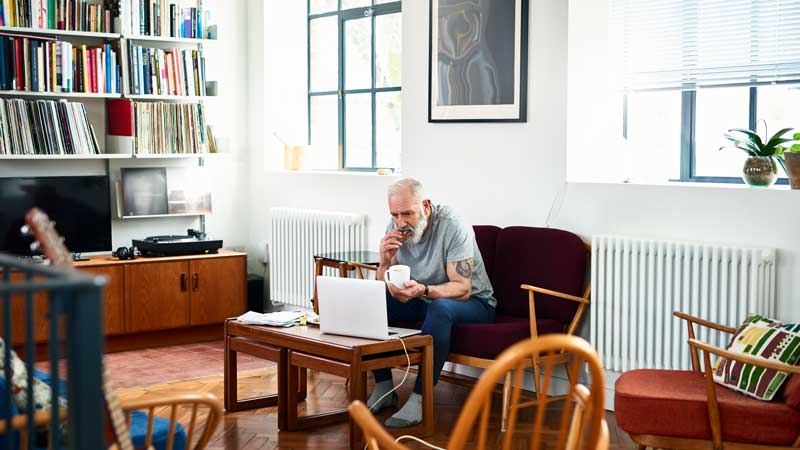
[713,314,800,401]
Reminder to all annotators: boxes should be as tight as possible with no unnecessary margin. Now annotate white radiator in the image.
[590,235,776,372]
[269,207,367,308]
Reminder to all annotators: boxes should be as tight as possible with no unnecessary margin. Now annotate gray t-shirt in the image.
[386,204,495,306]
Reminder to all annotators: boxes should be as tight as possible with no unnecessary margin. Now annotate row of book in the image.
[0,0,120,33]
[0,98,99,155]
[0,36,120,93]
[131,0,203,38]
[127,43,203,96]
[131,100,206,154]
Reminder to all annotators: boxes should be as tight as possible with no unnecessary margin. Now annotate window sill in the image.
[270,169,402,178]
[567,179,793,191]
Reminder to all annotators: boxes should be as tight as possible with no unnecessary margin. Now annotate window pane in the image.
[310,17,338,92]
[757,85,800,141]
[310,95,339,170]
[342,0,371,9]
[694,88,750,177]
[375,13,401,88]
[309,0,337,15]
[376,91,401,169]
[345,17,372,90]
[345,93,373,168]
[626,91,681,182]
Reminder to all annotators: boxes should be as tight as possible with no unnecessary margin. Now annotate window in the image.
[307,0,402,171]
[611,0,800,184]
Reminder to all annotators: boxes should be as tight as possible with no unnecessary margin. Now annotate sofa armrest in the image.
[688,338,800,375]
[119,392,222,450]
[520,284,591,338]
[674,312,736,371]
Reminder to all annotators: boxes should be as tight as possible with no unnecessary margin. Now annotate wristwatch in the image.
[423,284,430,298]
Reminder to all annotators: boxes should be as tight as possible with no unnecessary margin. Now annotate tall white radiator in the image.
[590,235,776,372]
[270,207,367,308]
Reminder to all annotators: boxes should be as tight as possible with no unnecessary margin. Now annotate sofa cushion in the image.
[713,314,800,401]
[472,225,500,281]
[615,369,800,446]
[449,315,564,360]
[491,227,587,323]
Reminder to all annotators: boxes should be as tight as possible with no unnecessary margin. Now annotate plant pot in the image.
[784,152,800,189]
[742,156,778,187]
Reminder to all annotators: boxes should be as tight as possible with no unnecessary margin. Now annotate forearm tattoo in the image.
[455,259,473,278]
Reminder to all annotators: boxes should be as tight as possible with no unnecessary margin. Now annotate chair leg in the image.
[501,370,512,432]
[531,357,543,400]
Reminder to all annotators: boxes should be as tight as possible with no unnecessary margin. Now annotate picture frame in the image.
[428,0,529,123]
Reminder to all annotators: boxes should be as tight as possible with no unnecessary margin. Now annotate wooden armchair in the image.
[615,311,800,450]
[349,334,609,450]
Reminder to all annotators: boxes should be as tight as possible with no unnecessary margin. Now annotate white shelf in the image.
[0,26,119,39]
[133,153,224,159]
[118,212,204,219]
[0,90,122,99]
[0,153,130,160]
[126,94,208,101]
[124,34,215,45]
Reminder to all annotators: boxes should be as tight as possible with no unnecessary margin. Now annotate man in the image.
[369,178,496,427]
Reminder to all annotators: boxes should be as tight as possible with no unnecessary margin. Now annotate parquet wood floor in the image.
[116,368,639,450]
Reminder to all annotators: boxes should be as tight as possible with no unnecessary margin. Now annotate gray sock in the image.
[367,380,397,411]
[384,393,422,428]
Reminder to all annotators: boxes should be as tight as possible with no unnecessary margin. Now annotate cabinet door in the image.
[126,261,190,333]
[79,266,125,336]
[0,273,50,343]
[189,257,245,325]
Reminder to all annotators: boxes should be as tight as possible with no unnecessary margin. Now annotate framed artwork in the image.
[428,0,529,122]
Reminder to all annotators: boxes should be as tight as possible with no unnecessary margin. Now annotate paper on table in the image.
[236,310,307,327]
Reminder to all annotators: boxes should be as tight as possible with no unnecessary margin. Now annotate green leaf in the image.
[791,144,800,152]
[793,133,800,141]
[777,156,788,176]
[765,128,795,150]
[725,134,761,155]
[729,128,765,151]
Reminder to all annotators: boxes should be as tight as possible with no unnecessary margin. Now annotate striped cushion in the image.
[713,314,800,401]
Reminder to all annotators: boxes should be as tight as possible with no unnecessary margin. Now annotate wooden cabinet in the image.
[1,273,51,343]
[78,265,125,336]
[126,260,191,333]
[189,257,246,326]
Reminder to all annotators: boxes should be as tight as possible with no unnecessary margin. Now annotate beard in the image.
[406,210,428,245]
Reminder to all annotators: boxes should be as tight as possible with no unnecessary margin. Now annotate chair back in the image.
[349,334,607,450]
[475,226,588,325]
[449,334,606,450]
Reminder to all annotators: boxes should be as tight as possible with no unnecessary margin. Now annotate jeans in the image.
[373,293,496,395]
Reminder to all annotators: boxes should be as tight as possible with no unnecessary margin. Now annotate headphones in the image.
[112,246,138,260]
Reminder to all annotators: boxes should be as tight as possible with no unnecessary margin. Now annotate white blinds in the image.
[610,0,800,90]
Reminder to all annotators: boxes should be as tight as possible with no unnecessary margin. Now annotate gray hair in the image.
[387,178,426,203]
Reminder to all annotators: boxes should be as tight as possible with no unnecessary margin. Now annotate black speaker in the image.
[247,274,265,313]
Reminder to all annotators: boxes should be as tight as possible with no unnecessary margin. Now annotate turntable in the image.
[133,229,223,256]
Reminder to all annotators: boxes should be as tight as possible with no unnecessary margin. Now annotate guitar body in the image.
[24,208,134,450]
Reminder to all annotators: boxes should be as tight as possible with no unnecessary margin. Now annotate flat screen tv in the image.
[0,176,112,256]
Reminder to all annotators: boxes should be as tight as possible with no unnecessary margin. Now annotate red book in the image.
[14,38,22,90]
[107,99,134,137]
[89,50,95,92]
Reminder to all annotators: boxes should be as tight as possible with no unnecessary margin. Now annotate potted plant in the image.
[782,133,800,189]
[721,126,795,187]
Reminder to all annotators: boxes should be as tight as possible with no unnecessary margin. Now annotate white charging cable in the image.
[362,337,445,450]
[368,336,411,411]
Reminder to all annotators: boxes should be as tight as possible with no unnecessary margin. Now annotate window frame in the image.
[307,0,402,172]
[623,82,798,185]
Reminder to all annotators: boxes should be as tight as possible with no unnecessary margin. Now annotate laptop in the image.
[316,276,421,340]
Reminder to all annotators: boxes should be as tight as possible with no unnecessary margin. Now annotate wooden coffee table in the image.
[224,319,434,449]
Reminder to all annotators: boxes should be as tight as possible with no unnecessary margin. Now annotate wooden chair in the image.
[615,311,800,450]
[119,392,223,450]
[349,334,609,450]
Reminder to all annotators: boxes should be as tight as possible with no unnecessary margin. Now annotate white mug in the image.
[384,265,411,289]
